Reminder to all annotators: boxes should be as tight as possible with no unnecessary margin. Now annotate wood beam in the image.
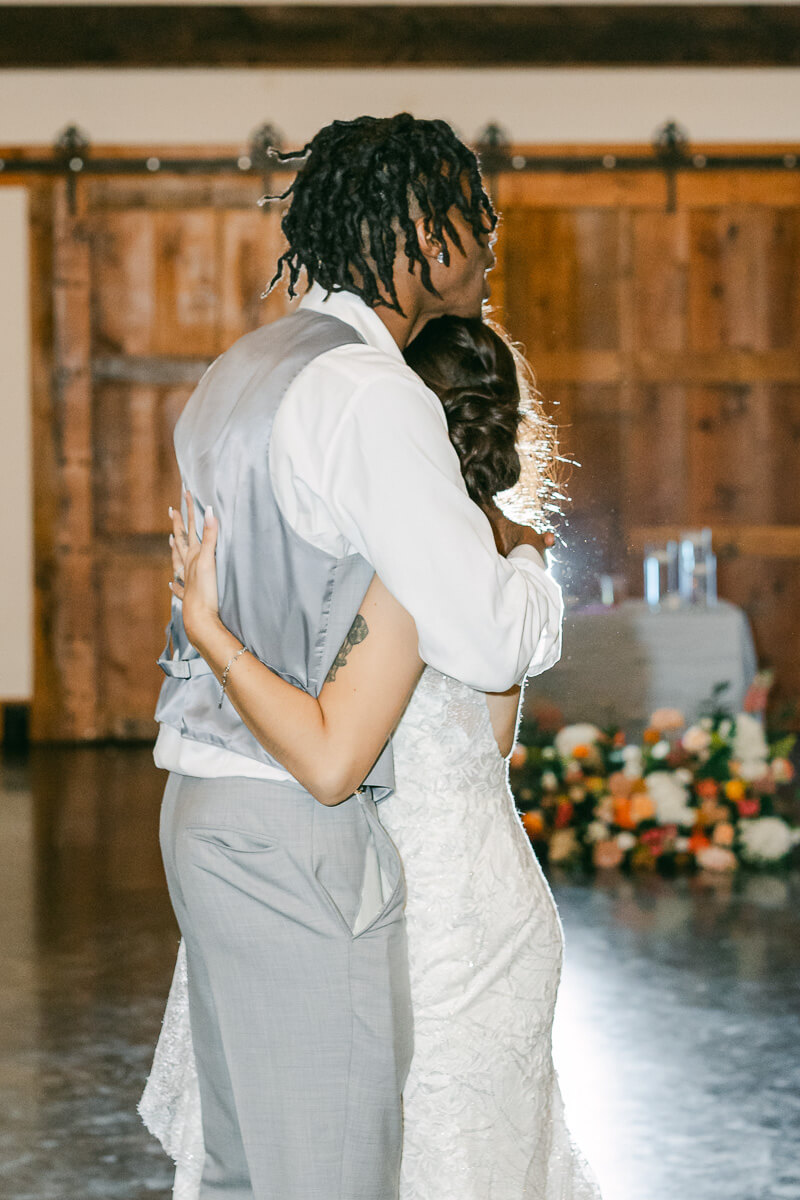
[1,6,799,69]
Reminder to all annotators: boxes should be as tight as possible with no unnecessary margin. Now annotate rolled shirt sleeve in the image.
[314,362,564,692]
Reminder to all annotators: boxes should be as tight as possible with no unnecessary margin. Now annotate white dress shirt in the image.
[154,285,563,780]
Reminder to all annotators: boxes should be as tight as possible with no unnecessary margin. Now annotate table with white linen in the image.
[523,599,758,736]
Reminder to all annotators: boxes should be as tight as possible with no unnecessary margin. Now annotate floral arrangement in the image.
[510,681,800,873]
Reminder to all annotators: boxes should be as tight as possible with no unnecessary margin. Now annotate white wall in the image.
[1,63,799,701]
[0,188,32,701]
[2,68,800,146]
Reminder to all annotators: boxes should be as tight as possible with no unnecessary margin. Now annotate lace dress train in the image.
[141,668,601,1199]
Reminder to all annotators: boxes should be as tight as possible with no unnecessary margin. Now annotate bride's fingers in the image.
[168,579,185,600]
[185,491,200,547]
[199,505,218,561]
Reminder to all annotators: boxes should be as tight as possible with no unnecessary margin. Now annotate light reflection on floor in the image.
[1,745,798,1200]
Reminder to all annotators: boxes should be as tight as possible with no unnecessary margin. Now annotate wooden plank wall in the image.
[495,160,800,705]
[6,145,800,738]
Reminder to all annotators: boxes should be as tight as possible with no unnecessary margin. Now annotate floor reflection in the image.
[1,745,798,1199]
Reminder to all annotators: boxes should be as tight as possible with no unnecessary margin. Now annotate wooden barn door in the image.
[35,172,292,740]
[493,159,800,703]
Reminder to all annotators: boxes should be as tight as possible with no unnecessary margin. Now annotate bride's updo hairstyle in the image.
[403,316,560,529]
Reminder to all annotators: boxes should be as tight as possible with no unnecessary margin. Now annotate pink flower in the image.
[736,797,761,818]
[695,845,738,872]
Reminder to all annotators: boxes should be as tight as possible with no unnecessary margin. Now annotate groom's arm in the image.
[272,355,563,694]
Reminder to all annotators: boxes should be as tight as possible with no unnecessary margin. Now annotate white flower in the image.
[541,770,559,791]
[700,717,713,731]
[682,725,712,754]
[733,713,769,780]
[675,836,690,852]
[645,771,696,827]
[586,820,610,844]
[651,740,670,760]
[738,816,796,863]
[621,744,643,779]
[542,746,556,760]
[616,831,636,851]
[675,768,694,785]
[569,785,586,801]
[718,718,733,738]
[554,723,602,760]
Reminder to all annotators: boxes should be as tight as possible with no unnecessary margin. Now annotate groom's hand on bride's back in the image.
[482,503,555,561]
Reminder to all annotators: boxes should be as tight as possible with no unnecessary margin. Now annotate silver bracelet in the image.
[218,646,250,708]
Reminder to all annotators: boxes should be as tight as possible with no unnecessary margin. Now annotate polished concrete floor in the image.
[0,745,798,1200]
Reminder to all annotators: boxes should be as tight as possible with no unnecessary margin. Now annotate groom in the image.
[154,113,562,1200]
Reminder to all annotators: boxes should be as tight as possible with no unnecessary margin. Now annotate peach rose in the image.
[712,821,735,846]
[613,797,635,829]
[509,745,528,770]
[724,779,746,802]
[592,839,624,869]
[596,797,615,824]
[608,771,634,799]
[631,792,656,822]
[643,728,661,745]
[696,844,738,872]
[572,744,591,760]
[649,707,686,732]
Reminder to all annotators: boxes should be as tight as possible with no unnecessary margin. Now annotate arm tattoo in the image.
[326,614,369,682]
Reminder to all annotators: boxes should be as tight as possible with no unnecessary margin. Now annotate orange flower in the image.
[612,730,627,748]
[688,831,711,855]
[630,792,656,822]
[572,744,591,760]
[521,810,545,839]
[613,797,635,829]
[712,821,735,846]
[696,779,719,800]
[643,728,661,745]
[724,779,746,802]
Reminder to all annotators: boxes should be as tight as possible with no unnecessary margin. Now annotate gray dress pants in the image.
[159,772,413,1200]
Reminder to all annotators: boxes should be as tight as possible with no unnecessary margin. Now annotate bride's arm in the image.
[171,497,423,807]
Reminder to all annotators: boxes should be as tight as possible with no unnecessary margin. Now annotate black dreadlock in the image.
[263,113,496,315]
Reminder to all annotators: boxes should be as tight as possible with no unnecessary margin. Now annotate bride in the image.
[141,315,601,1200]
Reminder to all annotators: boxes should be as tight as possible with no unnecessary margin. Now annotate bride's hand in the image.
[168,491,222,653]
[482,502,555,559]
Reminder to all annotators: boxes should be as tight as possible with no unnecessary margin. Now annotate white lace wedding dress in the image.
[140,668,601,1199]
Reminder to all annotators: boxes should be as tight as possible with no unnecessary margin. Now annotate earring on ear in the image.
[437,250,445,264]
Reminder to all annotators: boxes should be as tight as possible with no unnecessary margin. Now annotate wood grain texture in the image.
[29,145,800,736]
[495,165,800,701]
[2,5,800,67]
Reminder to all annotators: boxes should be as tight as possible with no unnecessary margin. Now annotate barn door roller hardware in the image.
[475,120,799,212]
[1,120,797,215]
[0,122,286,212]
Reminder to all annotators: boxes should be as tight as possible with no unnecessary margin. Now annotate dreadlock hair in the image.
[263,113,496,315]
[403,316,562,531]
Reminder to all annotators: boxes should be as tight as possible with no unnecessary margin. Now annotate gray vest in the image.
[155,308,394,799]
